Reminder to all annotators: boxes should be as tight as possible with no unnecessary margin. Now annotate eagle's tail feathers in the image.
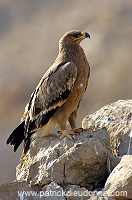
[6,121,25,152]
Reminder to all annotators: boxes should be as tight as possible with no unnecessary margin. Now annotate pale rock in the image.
[65,184,89,200]
[82,100,132,156]
[51,138,109,188]
[0,181,41,200]
[104,155,132,199]
[16,133,109,190]
[42,182,66,200]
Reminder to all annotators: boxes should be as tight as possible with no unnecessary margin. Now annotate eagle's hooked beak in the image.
[81,32,90,39]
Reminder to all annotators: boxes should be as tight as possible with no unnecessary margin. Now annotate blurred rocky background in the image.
[0,0,132,185]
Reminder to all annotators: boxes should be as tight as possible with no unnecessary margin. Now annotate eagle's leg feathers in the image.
[68,110,77,130]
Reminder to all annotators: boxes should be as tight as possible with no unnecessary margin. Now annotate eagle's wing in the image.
[22,61,77,134]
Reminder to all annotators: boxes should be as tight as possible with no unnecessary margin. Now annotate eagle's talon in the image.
[71,127,84,134]
[83,128,93,131]
[73,130,80,134]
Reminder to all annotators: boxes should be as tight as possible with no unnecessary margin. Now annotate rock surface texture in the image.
[0,99,131,200]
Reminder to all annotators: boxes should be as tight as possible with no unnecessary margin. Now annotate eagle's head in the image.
[59,30,90,46]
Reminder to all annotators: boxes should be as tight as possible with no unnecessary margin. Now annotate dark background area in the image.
[0,0,132,184]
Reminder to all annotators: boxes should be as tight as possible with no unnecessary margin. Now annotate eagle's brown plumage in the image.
[7,30,90,155]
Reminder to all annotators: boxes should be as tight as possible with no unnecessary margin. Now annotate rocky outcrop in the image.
[16,129,111,189]
[0,100,132,200]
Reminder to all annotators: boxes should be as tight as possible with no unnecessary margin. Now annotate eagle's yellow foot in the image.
[74,127,93,132]
[72,127,84,134]
[59,130,77,140]
[71,127,93,134]
[83,128,93,131]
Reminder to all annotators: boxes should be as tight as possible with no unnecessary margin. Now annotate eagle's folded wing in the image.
[23,61,77,134]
